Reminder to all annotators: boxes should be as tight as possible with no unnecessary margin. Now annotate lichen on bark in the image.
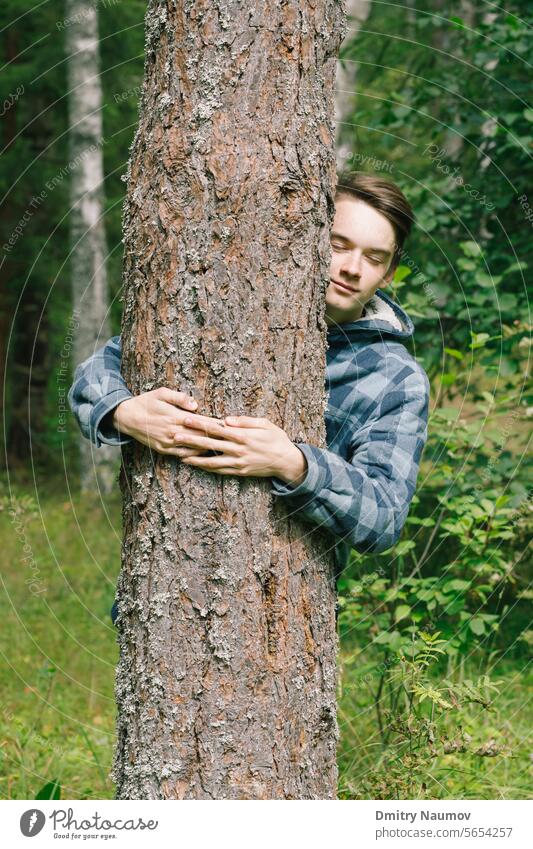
[113,0,347,800]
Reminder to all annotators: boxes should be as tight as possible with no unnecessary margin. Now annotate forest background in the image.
[0,0,531,800]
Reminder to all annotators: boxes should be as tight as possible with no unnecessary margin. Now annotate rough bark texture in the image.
[65,0,116,492]
[113,0,346,800]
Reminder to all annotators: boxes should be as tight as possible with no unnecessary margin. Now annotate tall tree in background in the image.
[113,0,346,799]
[65,0,115,491]
[335,0,371,171]
[0,24,20,465]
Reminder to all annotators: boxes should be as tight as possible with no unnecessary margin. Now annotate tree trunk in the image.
[113,0,346,800]
[65,0,116,492]
[335,0,371,171]
[0,26,19,467]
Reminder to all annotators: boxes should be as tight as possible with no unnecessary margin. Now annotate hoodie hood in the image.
[326,288,415,341]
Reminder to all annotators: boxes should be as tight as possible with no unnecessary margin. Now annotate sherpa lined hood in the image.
[327,287,415,342]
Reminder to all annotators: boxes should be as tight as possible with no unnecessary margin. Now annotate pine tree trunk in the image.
[65,0,116,492]
[113,0,346,800]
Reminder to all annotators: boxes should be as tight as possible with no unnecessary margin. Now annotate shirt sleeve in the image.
[269,373,430,554]
[67,335,134,447]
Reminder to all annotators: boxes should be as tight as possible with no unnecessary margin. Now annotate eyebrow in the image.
[331,232,391,256]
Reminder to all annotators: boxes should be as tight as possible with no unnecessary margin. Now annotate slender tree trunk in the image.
[440,0,476,159]
[0,27,19,467]
[113,0,346,800]
[335,0,371,171]
[65,0,116,492]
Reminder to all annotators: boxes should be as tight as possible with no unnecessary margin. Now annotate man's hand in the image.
[175,412,309,485]
[111,387,219,457]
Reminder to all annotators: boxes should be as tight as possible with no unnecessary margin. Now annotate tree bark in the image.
[113,0,346,800]
[65,0,116,492]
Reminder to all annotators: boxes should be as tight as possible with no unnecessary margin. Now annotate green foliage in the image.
[2,0,146,470]
[340,1,532,385]
[337,399,531,797]
[35,779,61,800]
[336,0,532,798]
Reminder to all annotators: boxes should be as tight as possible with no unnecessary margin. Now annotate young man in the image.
[68,172,430,621]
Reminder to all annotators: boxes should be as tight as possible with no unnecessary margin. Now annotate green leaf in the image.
[36,779,61,800]
[374,630,402,647]
[470,332,495,349]
[476,272,501,288]
[393,265,413,282]
[415,589,436,602]
[503,260,527,275]
[469,618,486,636]
[406,516,435,527]
[444,347,464,360]
[374,631,393,645]
[434,407,461,420]
[523,108,533,122]
[446,597,465,615]
[443,579,471,592]
[392,105,411,120]
[450,16,465,29]
[395,604,411,622]
[498,293,517,311]
[394,539,416,556]
[460,240,482,258]
[457,257,476,271]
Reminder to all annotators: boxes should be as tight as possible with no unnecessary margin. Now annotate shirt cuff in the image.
[270,443,328,499]
[90,389,134,447]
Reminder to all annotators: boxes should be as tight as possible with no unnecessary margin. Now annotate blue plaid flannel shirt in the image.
[68,288,430,577]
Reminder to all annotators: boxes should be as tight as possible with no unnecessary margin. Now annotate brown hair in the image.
[335,171,415,268]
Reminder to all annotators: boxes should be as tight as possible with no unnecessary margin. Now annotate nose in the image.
[340,248,362,278]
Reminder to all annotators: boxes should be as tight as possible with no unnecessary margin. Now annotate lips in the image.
[331,279,356,293]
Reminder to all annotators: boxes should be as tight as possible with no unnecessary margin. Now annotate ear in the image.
[380,266,396,289]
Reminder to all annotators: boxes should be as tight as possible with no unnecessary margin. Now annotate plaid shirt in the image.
[68,289,430,577]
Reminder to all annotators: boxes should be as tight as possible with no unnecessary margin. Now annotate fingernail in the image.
[190,401,197,408]
[226,417,237,425]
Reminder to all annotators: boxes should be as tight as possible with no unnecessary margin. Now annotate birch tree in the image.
[65,0,115,492]
[113,0,346,799]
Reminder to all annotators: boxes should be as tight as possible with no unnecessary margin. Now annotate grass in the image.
[337,642,533,799]
[0,477,121,799]
[1,477,530,799]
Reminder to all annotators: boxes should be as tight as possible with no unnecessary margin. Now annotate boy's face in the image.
[325,197,397,326]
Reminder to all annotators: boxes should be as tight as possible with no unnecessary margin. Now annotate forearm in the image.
[271,386,429,554]
[67,335,134,447]
[271,442,418,554]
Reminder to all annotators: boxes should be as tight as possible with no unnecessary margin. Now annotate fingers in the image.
[181,413,235,437]
[224,415,269,427]
[151,445,206,458]
[175,432,239,453]
[182,454,244,474]
[156,387,198,411]
[173,447,206,457]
